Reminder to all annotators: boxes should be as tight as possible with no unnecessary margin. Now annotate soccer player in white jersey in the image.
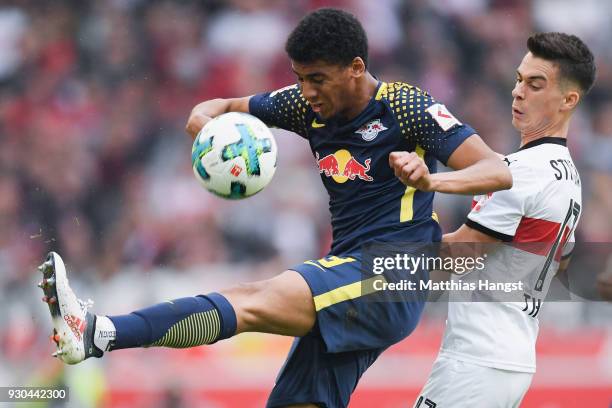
[395,32,596,407]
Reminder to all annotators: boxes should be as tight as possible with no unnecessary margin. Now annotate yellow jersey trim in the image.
[313,275,386,311]
[400,145,426,222]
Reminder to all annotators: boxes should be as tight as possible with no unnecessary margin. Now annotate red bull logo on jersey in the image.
[316,149,373,183]
[355,119,387,141]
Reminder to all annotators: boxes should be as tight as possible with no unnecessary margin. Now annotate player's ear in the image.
[350,57,366,78]
[561,89,580,112]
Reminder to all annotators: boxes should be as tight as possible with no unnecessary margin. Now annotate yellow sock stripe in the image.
[150,310,221,348]
[400,145,426,222]
[313,275,387,312]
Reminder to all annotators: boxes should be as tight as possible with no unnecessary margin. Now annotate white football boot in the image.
[38,252,103,364]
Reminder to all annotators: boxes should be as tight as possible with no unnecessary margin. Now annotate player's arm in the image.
[596,267,612,301]
[390,135,511,195]
[188,85,308,139]
[557,248,612,301]
[443,223,501,244]
[427,224,496,292]
[438,223,500,268]
[555,254,572,292]
[435,135,512,194]
[186,96,251,139]
[388,91,511,195]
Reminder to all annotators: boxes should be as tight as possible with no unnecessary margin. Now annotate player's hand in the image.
[389,151,437,191]
[185,107,213,140]
[596,269,612,301]
[186,97,250,140]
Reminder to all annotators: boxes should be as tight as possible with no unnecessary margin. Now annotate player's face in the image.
[511,52,567,135]
[291,60,356,120]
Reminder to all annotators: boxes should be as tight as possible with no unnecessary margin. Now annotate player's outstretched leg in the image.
[38,251,239,362]
[105,269,315,351]
[38,251,316,365]
[38,251,102,364]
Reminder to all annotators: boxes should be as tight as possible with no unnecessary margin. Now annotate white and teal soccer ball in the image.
[191,112,277,199]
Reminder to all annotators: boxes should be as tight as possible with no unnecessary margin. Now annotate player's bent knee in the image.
[221,281,267,330]
[221,271,316,336]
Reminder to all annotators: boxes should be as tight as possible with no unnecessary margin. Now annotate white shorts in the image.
[413,355,533,408]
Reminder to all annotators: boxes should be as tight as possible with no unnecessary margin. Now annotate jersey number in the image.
[534,199,581,292]
[415,396,437,408]
[304,256,356,271]
[522,293,542,317]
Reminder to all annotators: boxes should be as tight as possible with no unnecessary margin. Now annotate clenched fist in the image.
[389,151,436,191]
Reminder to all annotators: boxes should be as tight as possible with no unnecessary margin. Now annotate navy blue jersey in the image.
[249,82,476,254]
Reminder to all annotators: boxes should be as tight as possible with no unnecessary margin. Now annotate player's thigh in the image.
[414,355,456,407]
[267,329,384,408]
[291,252,425,352]
[467,364,532,408]
[221,270,316,336]
[415,356,532,407]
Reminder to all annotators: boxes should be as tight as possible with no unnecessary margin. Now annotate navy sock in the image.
[108,293,237,350]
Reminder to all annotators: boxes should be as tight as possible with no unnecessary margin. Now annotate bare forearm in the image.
[186,99,232,139]
[186,97,250,139]
[389,135,512,195]
[430,157,512,195]
[195,98,238,117]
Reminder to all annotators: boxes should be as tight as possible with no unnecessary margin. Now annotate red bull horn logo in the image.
[315,149,373,183]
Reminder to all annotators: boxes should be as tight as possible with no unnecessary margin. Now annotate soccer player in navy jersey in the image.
[39,8,511,408]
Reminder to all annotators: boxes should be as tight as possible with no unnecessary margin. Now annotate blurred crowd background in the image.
[0,1,611,407]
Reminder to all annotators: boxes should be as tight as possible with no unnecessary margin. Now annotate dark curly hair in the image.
[527,32,596,94]
[285,8,368,68]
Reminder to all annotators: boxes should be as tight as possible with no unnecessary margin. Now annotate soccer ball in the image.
[191,112,277,199]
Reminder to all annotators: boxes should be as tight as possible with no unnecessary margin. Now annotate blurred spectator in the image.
[0,6,27,80]
[580,101,612,241]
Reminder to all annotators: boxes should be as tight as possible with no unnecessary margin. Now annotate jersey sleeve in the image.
[248,84,309,138]
[466,160,532,242]
[392,84,476,165]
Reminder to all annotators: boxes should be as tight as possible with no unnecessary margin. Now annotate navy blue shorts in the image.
[267,252,427,408]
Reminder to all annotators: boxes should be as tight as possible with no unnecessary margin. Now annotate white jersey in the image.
[440,137,582,373]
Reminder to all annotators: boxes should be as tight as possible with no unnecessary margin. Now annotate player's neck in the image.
[520,118,569,148]
[340,72,379,121]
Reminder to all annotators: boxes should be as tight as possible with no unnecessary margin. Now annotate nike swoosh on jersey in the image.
[312,119,325,128]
